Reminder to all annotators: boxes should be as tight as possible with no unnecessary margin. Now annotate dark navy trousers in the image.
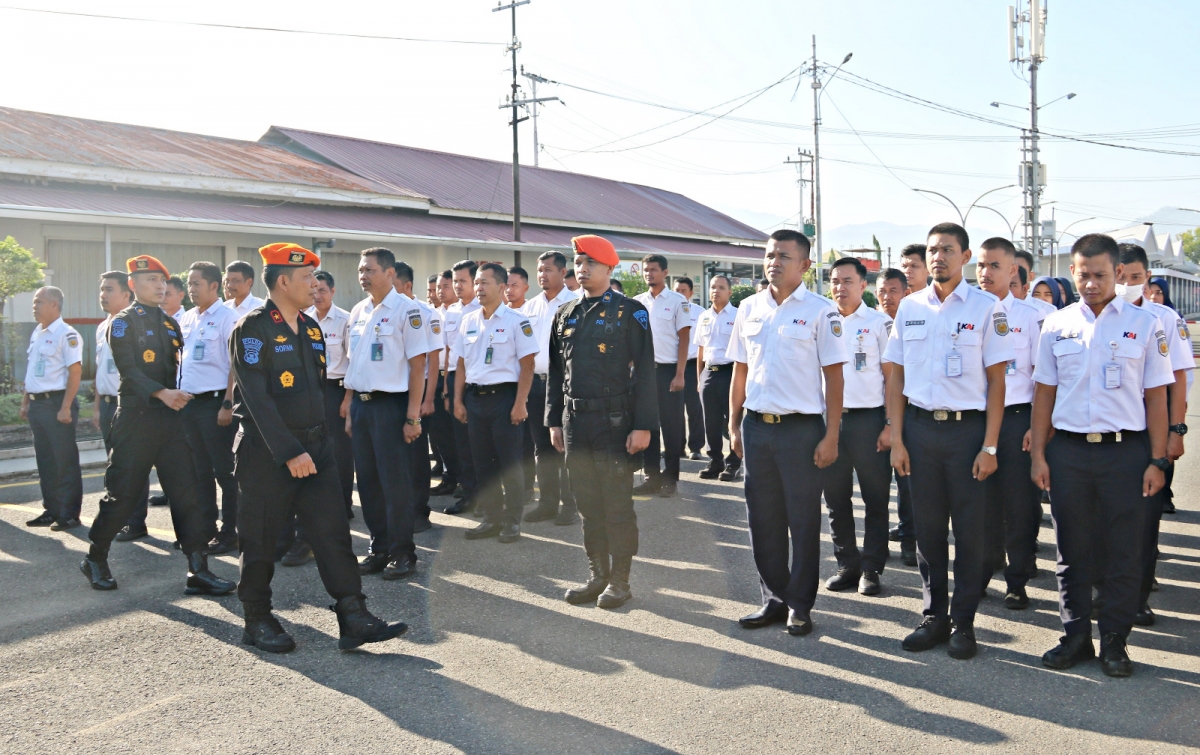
[465,386,526,526]
[983,405,1040,591]
[351,392,416,563]
[643,363,685,483]
[683,357,704,454]
[823,406,892,575]
[28,394,82,521]
[698,364,738,470]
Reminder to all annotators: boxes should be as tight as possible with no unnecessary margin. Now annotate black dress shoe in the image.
[413,516,432,534]
[1099,633,1134,677]
[382,558,416,580]
[1151,577,1159,592]
[1162,498,1176,514]
[333,595,407,650]
[738,601,788,629]
[523,504,558,523]
[554,507,580,526]
[206,536,238,555]
[429,479,457,497]
[859,570,881,596]
[900,539,918,567]
[786,609,813,636]
[1004,585,1030,610]
[698,465,723,479]
[243,613,296,653]
[902,615,951,652]
[1133,603,1155,626]
[80,557,117,590]
[498,523,521,543]
[633,479,662,494]
[888,526,902,542]
[51,517,81,531]
[465,521,503,540]
[115,525,149,542]
[185,552,236,596]
[659,481,677,497]
[26,511,56,527]
[472,504,485,518]
[825,567,861,592]
[148,494,169,507]
[1042,633,1095,670]
[689,451,705,461]
[357,552,389,575]
[718,467,741,482]
[947,624,977,659]
[280,539,313,567]
[443,497,473,515]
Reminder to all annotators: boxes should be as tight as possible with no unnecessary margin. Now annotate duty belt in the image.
[467,382,517,395]
[1056,429,1139,444]
[291,425,324,444]
[747,410,820,425]
[567,393,631,413]
[911,407,984,422]
[27,390,65,402]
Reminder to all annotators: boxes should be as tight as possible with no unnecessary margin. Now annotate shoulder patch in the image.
[1157,329,1169,356]
[884,320,893,335]
[111,319,127,338]
[830,319,843,337]
[409,309,422,329]
[993,312,1009,336]
[520,320,533,337]
[633,309,649,330]
[431,318,441,335]
[242,337,264,364]
[1178,318,1190,341]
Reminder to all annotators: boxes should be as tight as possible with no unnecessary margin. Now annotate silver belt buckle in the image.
[359,393,373,402]
[1086,432,1101,443]
[933,410,949,421]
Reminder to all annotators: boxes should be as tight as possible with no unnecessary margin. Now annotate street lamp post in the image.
[912,189,964,227]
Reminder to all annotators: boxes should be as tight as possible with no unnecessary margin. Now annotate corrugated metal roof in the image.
[264,127,767,242]
[0,180,762,260]
[0,107,415,197]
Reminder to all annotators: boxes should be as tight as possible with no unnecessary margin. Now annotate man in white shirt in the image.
[343,248,428,581]
[564,268,580,293]
[633,254,692,497]
[441,260,482,515]
[162,277,186,320]
[454,262,539,542]
[823,257,894,597]
[876,267,907,320]
[885,223,1013,660]
[728,229,848,637]
[1010,266,1030,300]
[694,274,739,481]
[179,261,240,554]
[20,286,84,530]
[974,238,1045,610]
[521,251,580,525]
[876,267,917,565]
[394,261,443,533]
[900,244,930,295]
[1032,233,1172,678]
[505,266,536,498]
[224,260,264,319]
[674,277,706,461]
[427,270,461,497]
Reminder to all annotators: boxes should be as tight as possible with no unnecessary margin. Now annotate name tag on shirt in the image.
[34,359,45,377]
[854,352,867,372]
[1104,362,1121,389]
[194,342,205,361]
[946,352,962,378]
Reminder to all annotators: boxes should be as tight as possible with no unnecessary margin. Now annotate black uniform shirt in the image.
[107,302,182,408]
[545,289,658,431]
[231,299,328,466]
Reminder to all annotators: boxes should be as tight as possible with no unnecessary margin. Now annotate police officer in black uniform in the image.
[81,255,235,596]
[547,235,658,609]
[232,242,408,653]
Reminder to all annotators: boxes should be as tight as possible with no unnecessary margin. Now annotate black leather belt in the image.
[1005,402,1032,415]
[706,363,733,372]
[191,390,225,401]
[326,377,344,387]
[467,382,517,395]
[911,407,985,422]
[568,394,631,413]
[292,425,324,444]
[99,395,117,404]
[842,405,884,414]
[27,390,65,402]
[439,369,447,376]
[355,390,404,402]
[747,410,821,425]
[1056,429,1142,444]
[534,373,548,381]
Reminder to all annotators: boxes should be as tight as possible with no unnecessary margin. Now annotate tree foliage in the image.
[729,284,756,307]
[1179,227,1200,266]
[0,236,45,318]
[613,270,648,298]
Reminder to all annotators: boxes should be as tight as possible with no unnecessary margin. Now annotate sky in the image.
[4,0,1200,258]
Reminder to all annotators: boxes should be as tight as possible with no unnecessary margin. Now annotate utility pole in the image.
[811,36,824,294]
[522,68,558,168]
[494,0,530,242]
[784,148,813,239]
[1009,1,1047,260]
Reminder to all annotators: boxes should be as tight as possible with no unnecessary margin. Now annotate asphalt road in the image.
[2,414,1198,753]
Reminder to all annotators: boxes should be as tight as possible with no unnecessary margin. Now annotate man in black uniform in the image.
[547,235,658,609]
[232,242,408,652]
[81,255,235,596]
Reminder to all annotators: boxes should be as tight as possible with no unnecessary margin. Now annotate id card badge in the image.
[34,359,45,378]
[945,352,962,378]
[371,343,384,361]
[349,334,360,353]
[1005,359,1016,376]
[106,358,117,374]
[854,351,867,372]
[193,341,205,361]
[1104,362,1121,389]
[485,346,494,365]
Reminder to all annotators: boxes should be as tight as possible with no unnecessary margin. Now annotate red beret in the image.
[127,255,169,276]
[259,242,320,268]
[571,235,619,267]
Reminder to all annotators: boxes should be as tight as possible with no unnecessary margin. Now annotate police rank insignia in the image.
[409,311,422,329]
[274,335,288,343]
[1157,330,1169,356]
[830,319,843,337]
[270,310,284,324]
[280,370,295,388]
[598,343,607,353]
[242,338,263,364]
[520,320,533,337]
[993,312,1009,336]
[307,327,322,341]
[143,349,156,363]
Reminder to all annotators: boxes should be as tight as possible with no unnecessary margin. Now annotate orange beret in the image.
[570,235,618,267]
[259,242,320,268]
[127,255,169,276]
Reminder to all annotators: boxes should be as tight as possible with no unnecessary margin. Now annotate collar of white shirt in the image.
[920,277,973,306]
[195,300,226,320]
[368,288,404,313]
[37,317,66,338]
[848,300,875,319]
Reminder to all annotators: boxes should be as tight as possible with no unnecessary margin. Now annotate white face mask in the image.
[1116,283,1145,304]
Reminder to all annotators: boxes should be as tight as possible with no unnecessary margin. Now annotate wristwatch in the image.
[981,445,997,456]
[1170,423,1188,436]
[221,400,233,410]
[405,417,422,426]
[1150,457,1171,471]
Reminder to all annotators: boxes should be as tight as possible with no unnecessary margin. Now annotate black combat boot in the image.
[332,595,408,650]
[185,551,236,596]
[243,608,296,653]
[597,555,632,609]
[80,554,117,590]
[565,555,610,605]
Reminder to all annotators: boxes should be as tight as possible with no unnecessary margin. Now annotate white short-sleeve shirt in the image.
[95,316,120,396]
[726,286,849,415]
[225,293,264,319]
[634,287,692,364]
[883,278,1015,412]
[305,304,351,380]
[841,301,893,409]
[457,303,539,386]
[996,293,1044,406]
[1022,295,1058,319]
[343,289,430,393]
[443,298,481,373]
[1138,298,1194,375]
[694,304,738,366]
[683,298,700,360]
[179,300,238,393]
[25,317,82,393]
[1033,297,1174,433]
[523,286,578,375]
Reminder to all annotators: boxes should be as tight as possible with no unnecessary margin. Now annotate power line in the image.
[0,5,505,45]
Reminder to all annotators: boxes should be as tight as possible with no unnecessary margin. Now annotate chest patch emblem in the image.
[830,320,842,337]
[275,335,288,343]
[280,370,295,388]
[993,313,1009,336]
[598,343,607,354]
[143,349,156,364]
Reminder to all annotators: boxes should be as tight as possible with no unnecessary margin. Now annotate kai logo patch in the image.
[279,370,295,388]
[432,319,442,335]
[142,349,156,364]
[409,311,422,329]
[67,335,78,348]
